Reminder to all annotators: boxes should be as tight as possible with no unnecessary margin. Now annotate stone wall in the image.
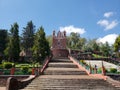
[52,49,69,58]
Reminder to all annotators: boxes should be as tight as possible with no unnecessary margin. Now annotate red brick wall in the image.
[51,31,68,57]
[52,49,69,57]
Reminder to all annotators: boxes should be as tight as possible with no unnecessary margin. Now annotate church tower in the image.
[51,30,69,57]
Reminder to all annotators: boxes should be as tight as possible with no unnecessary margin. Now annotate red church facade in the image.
[51,31,69,57]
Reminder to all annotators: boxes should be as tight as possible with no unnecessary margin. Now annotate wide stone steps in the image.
[21,58,120,90]
[48,62,78,68]
[50,59,73,63]
[44,67,87,75]
[22,77,120,90]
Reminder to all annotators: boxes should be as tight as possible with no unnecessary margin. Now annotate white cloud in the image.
[97,20,109,27]
[104,12,113,18]
[59,25,86,35]
[105,20,118,30]
[97,19,118,30]
[97,34,118,45]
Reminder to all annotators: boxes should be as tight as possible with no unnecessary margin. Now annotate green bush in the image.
[0,64,3,69]
[3,70,10,75]
[80,60,86,64]
[117,72,120,74]
[21,66,29,74]
[97,68,102,73]
[14,71,24,75]
[110,68,117,73]
[4,63,12,69]
[28,69,32,74]
[16,64,32,68]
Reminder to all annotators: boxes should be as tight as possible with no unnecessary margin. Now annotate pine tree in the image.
[22,21,35,51]
[32,26,50,63]
[4,23,20,62]
[0,30,7,55]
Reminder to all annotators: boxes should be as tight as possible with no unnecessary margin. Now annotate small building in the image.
[19,50,32,62]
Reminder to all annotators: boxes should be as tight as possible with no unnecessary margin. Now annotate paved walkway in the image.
[85,60,119,71]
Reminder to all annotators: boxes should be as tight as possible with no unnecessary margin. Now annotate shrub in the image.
[117,72,120,74]
[80,60,86,64]
[28,69,32,74]
[110,68,117,73]
[16,64,32,68]
[21,66,29,74]
[0,64,3,69]
[3,70,10,75]
[97,68,102,73]
[14,71,24,75]
[4,63,12,69]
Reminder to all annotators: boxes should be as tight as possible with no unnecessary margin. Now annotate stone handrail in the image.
[6,75,35,90]
[68,56,90,75]
[40,56,52,73]
[69,56,106,75]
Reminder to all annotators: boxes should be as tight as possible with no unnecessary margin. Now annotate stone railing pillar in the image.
[10,67,15,75]
[89,64,92,74]
[89,61,92,74]
[32,68,35,75]
[94,67,97,74]
[101,61,106,75]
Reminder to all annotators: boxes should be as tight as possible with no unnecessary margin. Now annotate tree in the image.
[21,21,35,51]
[70,32,80,49]
[100,42,111,57]
[82,39,97,52]
[67,32,86,50]
[46,35,52,47]
[76,38,86,50]
[32,26,50,63]
[4,23,20,62]
[114,35,120,57]
[0,30,7,55]
[92,42,100,52]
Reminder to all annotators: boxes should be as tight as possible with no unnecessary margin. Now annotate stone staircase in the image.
[21,58,120,90]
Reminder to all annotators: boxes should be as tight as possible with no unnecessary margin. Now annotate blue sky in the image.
[0,0,120,44]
